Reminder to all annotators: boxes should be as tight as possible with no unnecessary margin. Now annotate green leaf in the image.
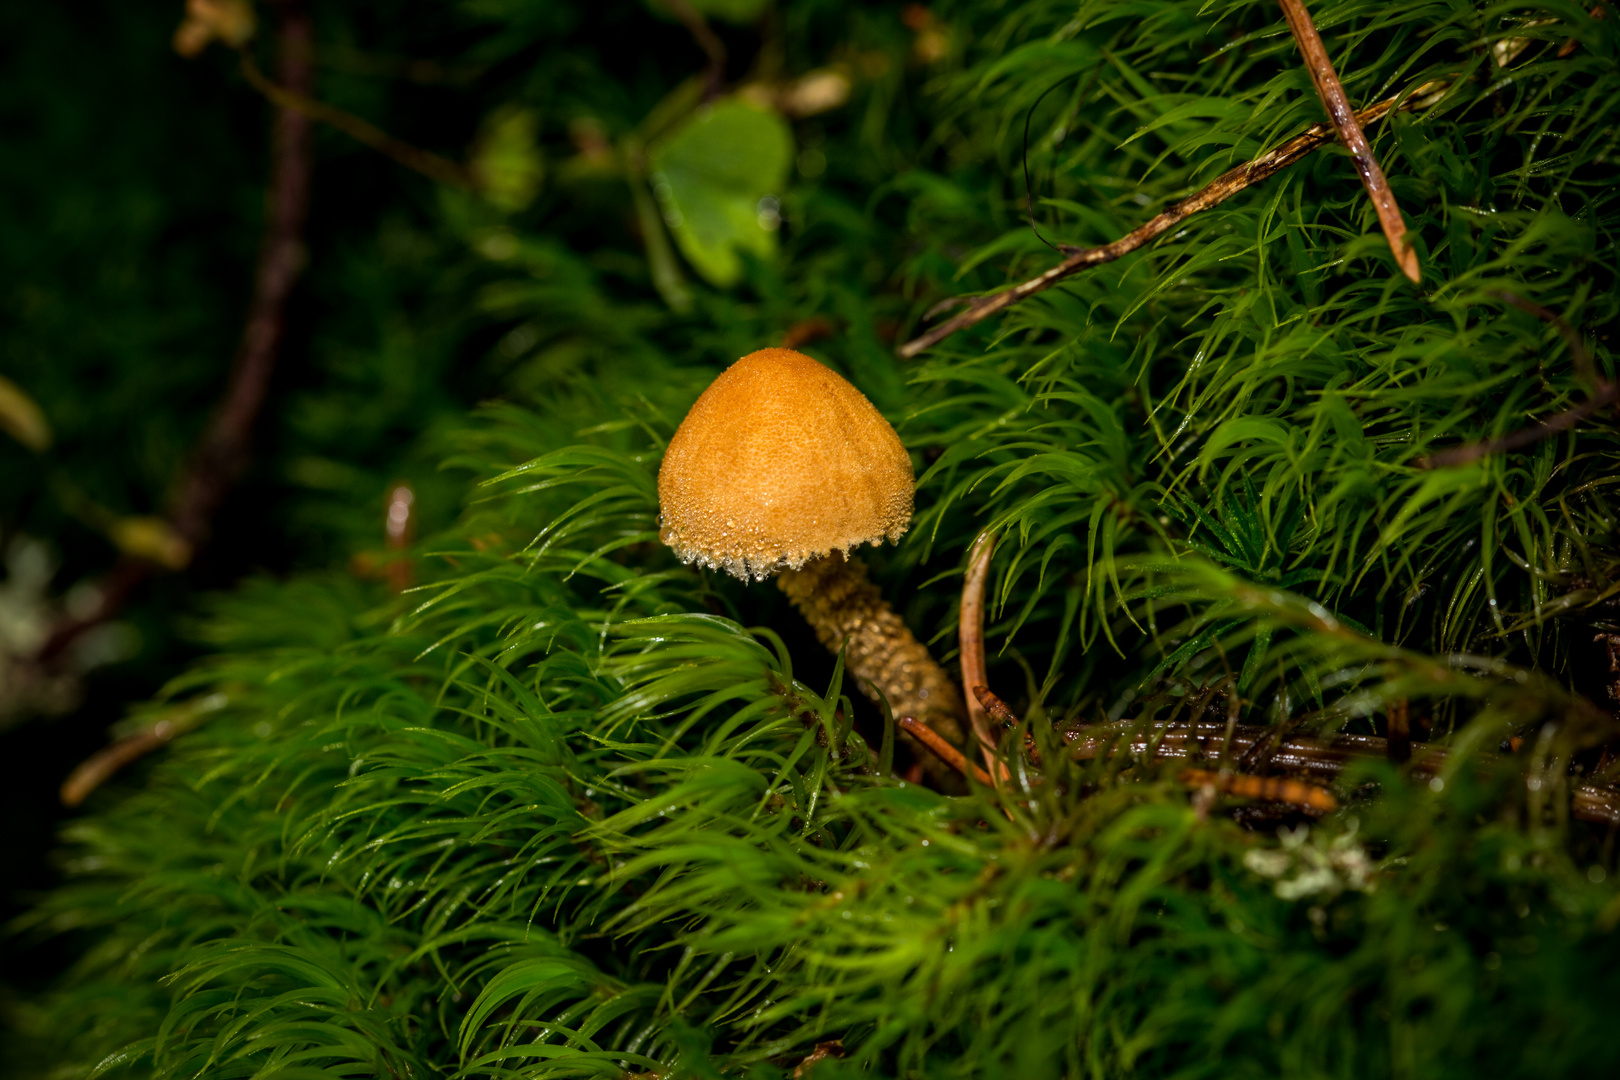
[648,99,792,287]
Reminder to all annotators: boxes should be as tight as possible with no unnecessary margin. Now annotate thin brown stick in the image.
[660,0,727,101]
[1493,290,1597,384]
[238,48,474,189]
[1418,294,1612,469]
[959,532,998,769]
[791,1041,847,1079]
[1178,767,1338,813]
[177,18,315,547]
[971,683,1041,767]
[1278,0,1420,282]
[1068,718,1620,827]
[384,482,416,592]
[1558,4,1609,59]
[59,725,178,808]
[59,693,229,806]
[972,684,1020,729]
[1416,386,1619,469]
[38,2,316,664]
[898,715,994,786]
[896,96,1402,358]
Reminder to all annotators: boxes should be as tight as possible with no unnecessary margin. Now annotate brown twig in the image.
[896,95,1404,358]
[1277,0,1420,282]
[959,532,998,769]
[791,1041,847,1079]
[1067,718,1620,827]
[38,2,317,664]
[1418,292,1613,469]
[1493,290,1597,384]
[60,726,179,808]
[660,0,727,102]
[1417,386,1619,469]
[898,715,994,786]
[60,693,230,806]
[1178,767,1339,814]
[238,48,474,189]
[1557,4,1607,59]
[970,683,1041,766]
[971,684,1020,729]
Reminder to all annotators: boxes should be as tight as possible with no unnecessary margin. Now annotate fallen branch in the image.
[39,1,316,664]
[897,93,1411,358]
[1278,0,1420,282]
[1067,718,1620,827]
[1417,386,1619,469]
[1418,291,1614,468]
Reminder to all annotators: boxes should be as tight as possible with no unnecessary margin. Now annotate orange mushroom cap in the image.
[658,347,914,580]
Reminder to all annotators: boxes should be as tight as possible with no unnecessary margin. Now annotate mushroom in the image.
[658,347,966,767]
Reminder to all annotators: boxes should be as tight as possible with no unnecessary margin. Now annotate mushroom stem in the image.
[776,553,967,754]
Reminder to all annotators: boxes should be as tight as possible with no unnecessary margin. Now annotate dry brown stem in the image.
[1418,292,1613,469]
[239,48,474,188]
[659,0,727,101]
[1178,767,1339,813]
[39,1,316,664]
[778,553,966,787]
[898,716,993,786]
[1068,719,1620,827]
[1418,385,1618,469]
[959,532,998,769]
[791,1041,847,1079]
[60,693,229,806]
[60,725,179,808]
[969,684,1040,766]
[1277,0,1420,282]
[897,96,1403,358]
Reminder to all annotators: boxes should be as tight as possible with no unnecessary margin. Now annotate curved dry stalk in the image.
[1278,0,1420,282]
[60,693,230,806]
[959,532,998,769]
[1418,291,1613,469]
[898,715,993,786]
[60,726,180,808]
[238,48,474,188]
